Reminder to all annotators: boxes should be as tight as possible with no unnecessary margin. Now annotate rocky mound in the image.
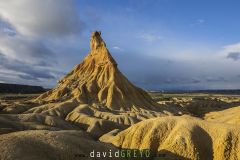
[35,31,158,111]
[108,116,240,160]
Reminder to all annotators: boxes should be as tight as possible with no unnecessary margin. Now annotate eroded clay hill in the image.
[106,115,240,160]
[204,105,240,125]
[5,31,173,138]
[36,31,157,111]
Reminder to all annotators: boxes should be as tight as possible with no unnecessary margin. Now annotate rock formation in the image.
[22,31,171,138]
[36,31,158,111]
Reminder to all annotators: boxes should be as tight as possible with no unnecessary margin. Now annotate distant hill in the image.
[0,83,46,94]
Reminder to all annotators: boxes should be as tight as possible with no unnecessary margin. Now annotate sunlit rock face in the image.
[35,31,160,111]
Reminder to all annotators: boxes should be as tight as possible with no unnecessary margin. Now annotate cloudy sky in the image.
[0,0,240,90]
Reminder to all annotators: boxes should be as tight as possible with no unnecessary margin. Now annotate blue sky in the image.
[0,0,240,90]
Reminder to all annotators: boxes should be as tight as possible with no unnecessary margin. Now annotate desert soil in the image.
[0,32,240,160]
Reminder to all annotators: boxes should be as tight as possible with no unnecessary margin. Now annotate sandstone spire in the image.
[90,31,105,50]
[36,31,158,111]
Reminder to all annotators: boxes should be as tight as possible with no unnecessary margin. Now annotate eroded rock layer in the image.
[36,31,158,111]
[108,115,240,160]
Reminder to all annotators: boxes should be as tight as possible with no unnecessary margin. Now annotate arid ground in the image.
[0,32,240,160]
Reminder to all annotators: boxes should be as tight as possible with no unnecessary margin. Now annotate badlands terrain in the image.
[0,32,240,160]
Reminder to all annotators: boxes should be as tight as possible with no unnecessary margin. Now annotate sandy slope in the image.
[204,106,240,125]
[0,130,121,160]
[108,115,240,160]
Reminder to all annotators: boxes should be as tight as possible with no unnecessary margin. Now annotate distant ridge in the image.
[0,83,46,94]
[150,89,240,95]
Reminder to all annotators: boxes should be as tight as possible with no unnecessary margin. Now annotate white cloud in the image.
[112,46,121,50]
[217,42,240,61]
[222,42,240,53]
[0,26,55,65]
[139,33,163,42]
[0,0,84,87]
[0,0,83,37]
